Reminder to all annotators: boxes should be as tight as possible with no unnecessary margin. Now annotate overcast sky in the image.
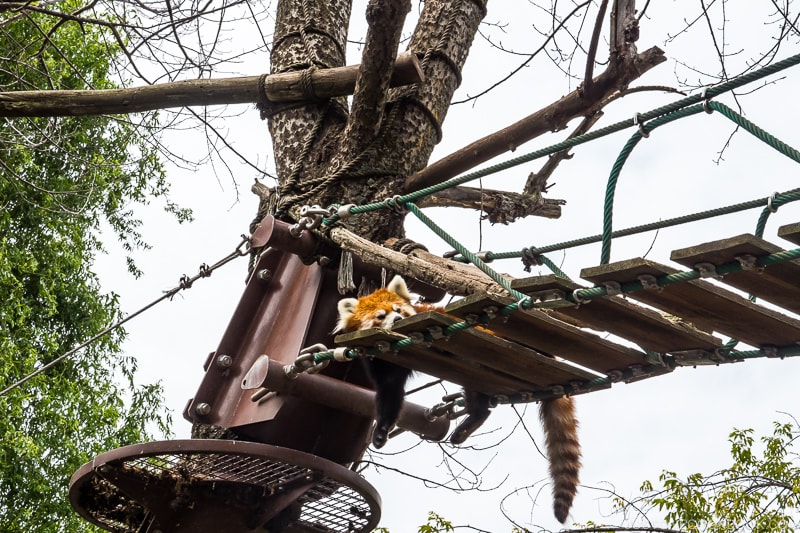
[90,3,800,531]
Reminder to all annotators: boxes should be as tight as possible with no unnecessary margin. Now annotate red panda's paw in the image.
[449,409,491,445]
[372,423,391,448]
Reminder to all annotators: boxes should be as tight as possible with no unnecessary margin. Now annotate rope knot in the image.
[521,247,544,272]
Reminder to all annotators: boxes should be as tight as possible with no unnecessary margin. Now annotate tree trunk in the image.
[268,0,487,245]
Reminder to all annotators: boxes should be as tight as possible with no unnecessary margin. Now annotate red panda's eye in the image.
[375,310,386,320]
[392,304,401,312]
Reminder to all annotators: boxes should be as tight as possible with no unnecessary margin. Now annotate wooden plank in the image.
[511,275,722,353]
[391,311,599,388]
[778,222,800,246]
[444,293,652,374]
[334,329,534,396]
[670,233,800,314]
[581,258,800,348]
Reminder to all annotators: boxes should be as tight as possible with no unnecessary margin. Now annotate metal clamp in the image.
[633,113,650,138]
[572,288,591,305]
[700,87,713,114]
[289,205,328,237]
[383,195,408,213]
[694,261,722,279]
[637,274,662,291]
[767,191,779,213]
[334,203,356,220]
[735,254,760,272]
[285,343,330,379]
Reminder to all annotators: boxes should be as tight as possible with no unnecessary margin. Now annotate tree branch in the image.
[0,53,424,117]
[343,0,412,155]
[416,186,564,222]
[524,109,605,196]
[404,0,665,194]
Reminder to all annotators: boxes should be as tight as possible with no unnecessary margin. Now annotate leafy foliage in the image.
[0,2,183,531]
[645,421,800,533]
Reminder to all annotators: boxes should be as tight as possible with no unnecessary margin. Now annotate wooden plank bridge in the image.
[336,223,800,402]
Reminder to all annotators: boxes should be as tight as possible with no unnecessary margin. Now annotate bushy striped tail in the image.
[539,396,580,523]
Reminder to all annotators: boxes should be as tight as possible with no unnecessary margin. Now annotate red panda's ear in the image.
[386,275,412,301]
[334,298,359,332]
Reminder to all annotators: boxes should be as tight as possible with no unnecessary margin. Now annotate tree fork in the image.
[0,53,423,117]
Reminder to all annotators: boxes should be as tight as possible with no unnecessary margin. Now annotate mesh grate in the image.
[70,441,379,533]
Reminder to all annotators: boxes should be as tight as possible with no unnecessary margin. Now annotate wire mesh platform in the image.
[69,440,380,533]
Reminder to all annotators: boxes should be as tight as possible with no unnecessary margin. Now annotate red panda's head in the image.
[335,275,417,333]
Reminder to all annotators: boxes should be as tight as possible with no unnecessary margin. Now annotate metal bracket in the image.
[603,280,622,297]
[735,253,761,272]
[637,274,662,291]
[694,261,722,279]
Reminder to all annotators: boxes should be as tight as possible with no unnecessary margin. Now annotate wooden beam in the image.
[0,52,424,117]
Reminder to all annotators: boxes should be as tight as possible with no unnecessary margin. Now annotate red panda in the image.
[336,275,580,523]
[335,275,490,449]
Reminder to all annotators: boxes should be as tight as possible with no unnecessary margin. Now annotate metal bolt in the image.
[216,354,233,369]
[195,402,211,416]
[256,268,272,282]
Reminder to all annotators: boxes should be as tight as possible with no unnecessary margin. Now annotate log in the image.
[329,226,509,298]
[0,52,424,117]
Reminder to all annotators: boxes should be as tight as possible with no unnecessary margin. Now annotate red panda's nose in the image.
[392,314,403,324]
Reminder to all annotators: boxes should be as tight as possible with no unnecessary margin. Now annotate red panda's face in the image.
[335,276,417,333]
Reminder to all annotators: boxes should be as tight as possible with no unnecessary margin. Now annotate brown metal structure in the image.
[71,220,800,532]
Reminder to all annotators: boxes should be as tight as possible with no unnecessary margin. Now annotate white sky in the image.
[90,3,800,531]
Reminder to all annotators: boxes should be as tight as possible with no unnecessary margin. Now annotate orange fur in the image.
[336,276,490,448]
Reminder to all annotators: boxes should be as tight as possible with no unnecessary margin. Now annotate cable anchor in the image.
[289,205,328,237]
[285,343,330,379]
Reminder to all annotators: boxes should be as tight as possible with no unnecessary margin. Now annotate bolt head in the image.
[256,268,272,282]
[195,402,211,416]
[216,354,233,369]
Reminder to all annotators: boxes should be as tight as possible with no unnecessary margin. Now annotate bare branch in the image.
[416,186,564,222]
[403,45,666,194]
[0,54,424,117]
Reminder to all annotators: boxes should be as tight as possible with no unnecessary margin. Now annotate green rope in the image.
[487,188,800,261]
[404,202,531,303]
[601,105,706,264]
[600,101,800,264]
[321,53,800,228]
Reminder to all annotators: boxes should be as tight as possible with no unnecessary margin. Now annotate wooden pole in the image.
[0,52,423,117]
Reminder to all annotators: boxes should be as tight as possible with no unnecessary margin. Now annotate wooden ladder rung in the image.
[444,293,654,375]
[581,258,800,348]
[671,233,800,315]
[778,222,800,246]
[510,275,722,354]
[335,328,536,396]
[392,311,599,388]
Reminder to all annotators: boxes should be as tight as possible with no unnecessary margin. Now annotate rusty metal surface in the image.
[69,440,381,533]
[186,248,379,464]
[242,355,449,441]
